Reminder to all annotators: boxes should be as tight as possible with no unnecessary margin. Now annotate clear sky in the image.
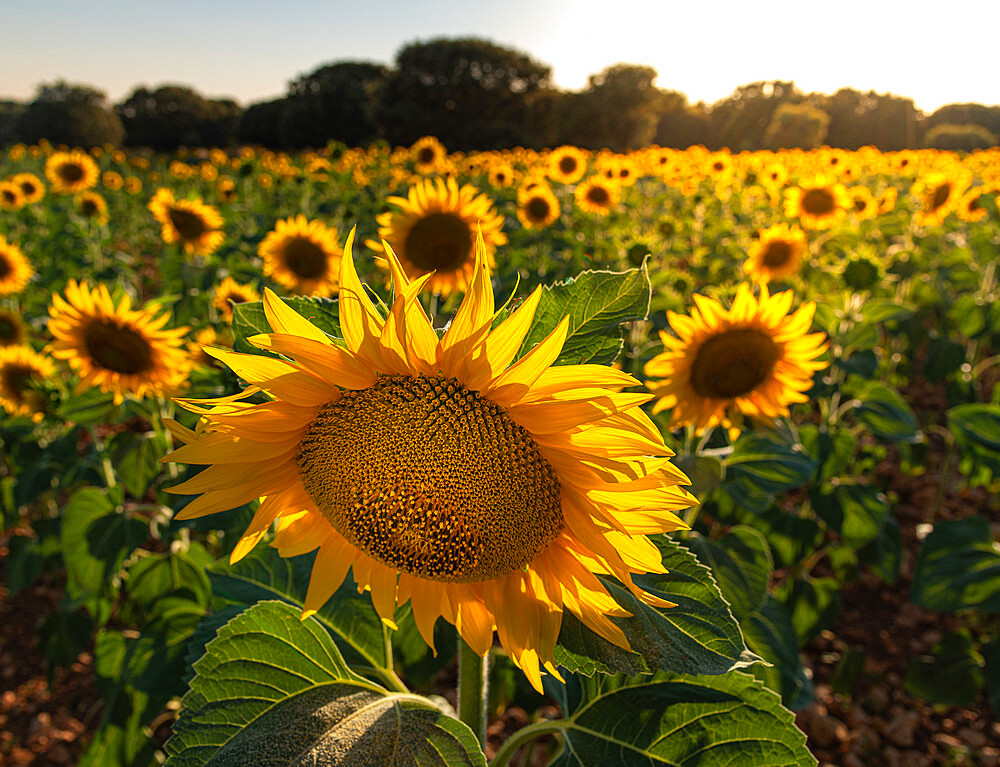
[3,0,999,113]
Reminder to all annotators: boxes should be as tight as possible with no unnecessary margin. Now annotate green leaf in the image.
[742,597,814,710]
[829,647,866,698]
[904,629,983,706]
[776,576,841,647]
[860,300,915,324]
[798,425,854,482]
[4,517,62,594]
[922,335,966,382]
[208,545,390,671]
[56,387,119,426]
[547,672,815,766]
[555,536,759,677]
[858,517,902,584]
[687,526,773,621]
[232,296,341,355]
[109,430,167,499]
[517,265,651,366]
[812,483,889,550]
[948,403,1000,472]
[165,601,485,767]
[725,434,816,499]
[752,509,823,570]
[851,382,921,443]
[61,487,146,622]
[911,517,1000,613]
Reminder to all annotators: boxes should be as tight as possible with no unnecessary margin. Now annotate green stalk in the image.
[489,720,565,767]
[457,637,490,750]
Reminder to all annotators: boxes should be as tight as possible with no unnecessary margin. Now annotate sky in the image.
[3,0,999,114]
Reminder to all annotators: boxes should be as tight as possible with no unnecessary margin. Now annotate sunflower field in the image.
[2,137,1000,767]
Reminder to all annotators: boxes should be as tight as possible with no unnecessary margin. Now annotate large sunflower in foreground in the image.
[0,345,54,421]
[783,177,849,230]
[744,223,807,283]
[0,236,34,295]
[259,216,342,297]
[372,177,507,295]
[48,281,191,404]
[645,283,828,431]
[45,150,99,194]
[164,232,695,691]
[148,188,225,256]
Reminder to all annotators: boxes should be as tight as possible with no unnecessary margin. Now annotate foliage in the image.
[16,81,125,146]
[117,85,242,149]
[923,122,999,151]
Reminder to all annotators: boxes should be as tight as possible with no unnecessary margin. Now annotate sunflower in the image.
[410,136,448,174]
[0,345,54,421]
[0,180,26,211]
[487,162,516,189]
[0,236,33,295]
[574,177,620,216]
[847,186,878,220]
[548,146,588,185]
[912,172,971,227]
[372,177,507,296]
[148,188,225,256]
[164,232,695,692]
[77,191,109,224]
[11,173,45,204]
[644,283,828,432]
[47,280,191,404]
[517,185,561,229]
[212,276,262,322]
[102,170,124,190]
[188,326,231,367]
[957,187,989,223]
[783,177,849,229]
[45,150,99,194]
[0,309,26,347]
[124,176,143,195]
[259,216,342,297]
[744,223,807,283]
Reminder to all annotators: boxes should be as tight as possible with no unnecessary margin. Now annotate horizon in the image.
[4,0,999,115]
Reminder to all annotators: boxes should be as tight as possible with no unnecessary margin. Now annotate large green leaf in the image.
[687,526,772,621]
[555,536,759,677]
[812,483,889,550]
[725,434,816,502]
[61,486,146,622]
[775,576,841,647]
[516,265,651,366]
[165,601,485,767]
[108,430,168,499]
[911,517,1000,613]
[851,382,921,443]
[544,672,815,766]
[208,545,391,672]
[904,629,984,706]
[742,597,814,710]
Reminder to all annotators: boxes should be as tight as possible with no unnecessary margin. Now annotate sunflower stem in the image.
[457,638,489,750]
[488,720,565,767]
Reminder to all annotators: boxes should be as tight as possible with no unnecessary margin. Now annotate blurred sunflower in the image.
[548,146,587,185]
[645,283,828,432]
[784,177,849,229]
[102,171,124,190]
[911,172,971,227]
[372,177,506,295]
[0,309,26,347]
[77,191,109,224]
[0,181,24,211]
[957,187,989,223]
[260,216,342,297]
[187,326,230,367]
[148,188,225,256]
[847,186,878,219]
[212,276,262,323]
[745,223,807,283]
[0,345,54,421]
[575,177,620,216]
[45,150,99,194]
[0,236,33,295]
[48,280,191,404]
[488,162,516,189]
[164,232,695,692]
[517,185,560,229]
[11,173,45,204]
[124,176,143,195]
[410,136,448,174]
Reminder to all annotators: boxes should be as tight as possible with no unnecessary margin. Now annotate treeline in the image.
[2,37,998,153]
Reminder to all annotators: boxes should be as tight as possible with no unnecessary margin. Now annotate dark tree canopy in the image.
[16,82,125,147]
[822,88,919,150]
[705,81,802,150]
[763,102,830,150]
[237,98,287,147]
[280,61,388,148]
[373,37,552,150]
[924,103,1000,140]
[117,85,242,149]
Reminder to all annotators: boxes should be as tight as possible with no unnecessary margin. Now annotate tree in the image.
[0,101,26,145]
[763,102,830,149]
[279,62,387,148]
[117,85,242,149]
[373,37,552,150]
[238,99,288,147]
[16,82,125,147]
[923,123,998,151]
[706,81,801,150]
[923,103,1000,142]
[822,88,919,150]
[554,64,663,151]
